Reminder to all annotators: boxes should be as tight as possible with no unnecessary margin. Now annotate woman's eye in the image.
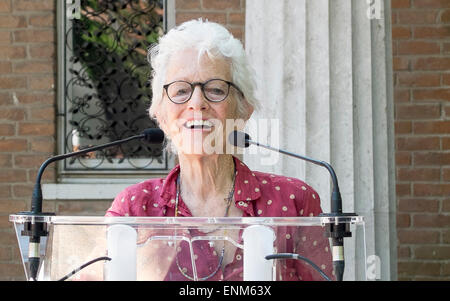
[207,88,225,95]
[175,89,190,95]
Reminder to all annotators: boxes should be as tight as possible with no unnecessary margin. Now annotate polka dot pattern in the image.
[105,156,333,281]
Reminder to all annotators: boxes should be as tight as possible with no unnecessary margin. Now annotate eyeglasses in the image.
[163,78,243,104]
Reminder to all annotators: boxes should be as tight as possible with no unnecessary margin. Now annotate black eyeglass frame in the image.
[163,78,244,104]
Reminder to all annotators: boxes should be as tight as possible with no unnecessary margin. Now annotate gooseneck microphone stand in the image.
[19,128,164,280]
[230,131,356,281]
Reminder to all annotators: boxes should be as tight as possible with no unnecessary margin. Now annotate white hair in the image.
[147,18,259,119]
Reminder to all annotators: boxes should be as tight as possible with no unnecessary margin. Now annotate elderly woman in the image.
[106,19,333,281]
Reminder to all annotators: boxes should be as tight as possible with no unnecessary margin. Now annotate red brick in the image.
[29,106,55,121]
[29,44,55,59]
[397,213,411,227]
[413,89,450,101]
[0,93,12,106]
[444,42,450,53]
[398,198,440,212]
[202,0,241,11]
[0,170,27,182]
[0,31,11,43]
[13,0,54,11]
[227,26,244,42]
[397,41,440,55]
[396,151,412,165]
[229,13,245,25]
[0,0,11,12]
[414,0,450,8]
[28,14,54,27]
[397,167,440,181]
[443,199,450,212]
[414,58,450,70]
[14,29,54,43]
[398,246,411,259]
[397,137,440,151]
[392,26,412,39]
[0,108,25,121]
[0,46,26,59]
[413,214,450,227]
[13,61,55,74]
[0,139,27,152]
[0,77,27,89]
[0,246,12,261]
[398,11,438,24]
[397,72,440,87]
[414,120,450,134]
[397,183,412,196]
[15,93,54,105]
[394,89,410,102]
[0,124,16,136]
[0,61,12,74]
[12,184,33,198]
[29,137,54,153]
[395,121,412,134]
[444,229,450,242]
[414,26,450,39]
[443,168,450,181]
[18,122,54,136]
[442,9,450,23]
[398,229,440,244]
[444,137,450,149]
[176,12,226,25]
[0,154,12,168]
[398,262,441,276]
[175,0,201,10]
[393,57,410,71]
[444,74,450,85]
[396,104,440,120]
[414,183,450,196]
[0,185,11,198]
[14,154,51,168]
[414,152,450,165]
[392,0,411,9]
[29,76,55,91]
[0,16,26,28]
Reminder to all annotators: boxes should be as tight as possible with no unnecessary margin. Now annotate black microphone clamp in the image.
[229,130,356,281]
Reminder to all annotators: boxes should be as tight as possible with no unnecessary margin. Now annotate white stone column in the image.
[244,0,396,280]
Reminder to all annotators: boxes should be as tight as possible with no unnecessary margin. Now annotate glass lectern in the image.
[10,215,365,281]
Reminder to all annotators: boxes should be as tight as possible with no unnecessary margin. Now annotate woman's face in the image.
[155,48,246,156]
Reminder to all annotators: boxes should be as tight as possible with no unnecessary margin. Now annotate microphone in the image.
[229,130,355,281]
[19,128,164,280]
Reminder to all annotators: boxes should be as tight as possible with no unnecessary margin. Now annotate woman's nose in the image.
[188,86,208,110]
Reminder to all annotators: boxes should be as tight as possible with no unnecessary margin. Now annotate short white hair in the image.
[147,18,259,119]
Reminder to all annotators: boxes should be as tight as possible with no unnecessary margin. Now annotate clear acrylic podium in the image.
[10,214,366,281]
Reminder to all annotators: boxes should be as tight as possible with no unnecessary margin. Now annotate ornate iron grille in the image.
[63,0,168,172]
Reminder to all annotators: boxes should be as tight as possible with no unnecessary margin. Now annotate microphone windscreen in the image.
[141,128,165,144]
[229,130,250,148]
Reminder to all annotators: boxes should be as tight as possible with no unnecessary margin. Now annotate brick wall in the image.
[1,0,448,281]
[0,0,57,280]
[0,0,246,281]
[392,0,450,280]
[175,0,246,42]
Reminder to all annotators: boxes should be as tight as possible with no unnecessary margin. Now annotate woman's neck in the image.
[177,154,235,205]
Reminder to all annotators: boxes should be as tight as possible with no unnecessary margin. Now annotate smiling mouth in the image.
[183,120,214,130]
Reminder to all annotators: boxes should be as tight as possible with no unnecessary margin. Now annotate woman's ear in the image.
[243,100,254,121]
